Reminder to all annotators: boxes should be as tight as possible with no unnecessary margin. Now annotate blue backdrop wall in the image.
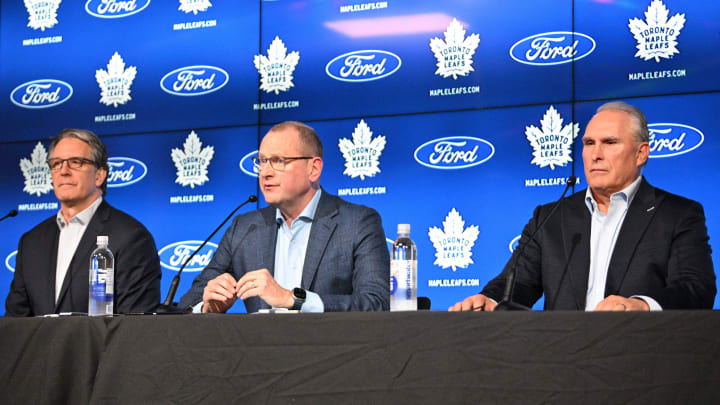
[1,0,718,313]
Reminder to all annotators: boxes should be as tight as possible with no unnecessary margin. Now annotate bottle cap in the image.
[397,224,410,235]
[97,235,109,245]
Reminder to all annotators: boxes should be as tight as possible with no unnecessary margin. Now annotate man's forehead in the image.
[52,137,91,156]
[260,128,302,152]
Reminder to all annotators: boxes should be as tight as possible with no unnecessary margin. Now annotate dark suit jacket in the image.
[179,191,390,312]
[482,178,716,310]
[5,200,162,316]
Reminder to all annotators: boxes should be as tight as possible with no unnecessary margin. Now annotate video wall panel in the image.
[0,1,718,314]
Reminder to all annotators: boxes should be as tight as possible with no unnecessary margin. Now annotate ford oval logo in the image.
[10,79,73,109]
[414,136,495,170]
[158,240,218,272]
[238,150,258,178]
[85,0,151,18]
[326,50,402,82]
[107,157,148,187]
[508,235,521,253]
[160,65,229,96]
[5,250,17,273]
[509,31,596,66]
[648,123,704,158]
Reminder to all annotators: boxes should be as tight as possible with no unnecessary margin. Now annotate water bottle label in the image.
[391,260,413,293]
[390,276,398,295]
[92,282,106,299]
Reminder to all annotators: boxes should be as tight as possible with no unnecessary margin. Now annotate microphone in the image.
[494,176,576,311]
[0,209,18,222]
[154,195,258,314]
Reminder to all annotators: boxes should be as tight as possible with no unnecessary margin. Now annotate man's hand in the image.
[235,269,294,309]
[594,295,650,311]
[449,294,497,312]
[202,273,239,313]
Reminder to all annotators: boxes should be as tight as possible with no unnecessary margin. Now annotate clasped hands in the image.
[202,269,294,313]
[448,294,650,312]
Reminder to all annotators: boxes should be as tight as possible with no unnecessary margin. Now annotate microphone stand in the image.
[494,177,576,311]
[154,195,257,314]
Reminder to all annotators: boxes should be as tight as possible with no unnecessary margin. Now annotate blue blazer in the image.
[179,191,390,312]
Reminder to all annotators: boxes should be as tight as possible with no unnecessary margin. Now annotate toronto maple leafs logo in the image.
[20,142,53,196]
[338,120,386,180]
[525,106,579,170]
[429,18,480,79]
[25,0,62,31]
[628,0,685,63]
[253,36,300,94]
[179,0,212,15]
[95,52,137,107]
[171,131,214,188]
[428,209,479,271]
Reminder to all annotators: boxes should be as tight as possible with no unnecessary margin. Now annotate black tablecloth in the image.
[2,311,720,404]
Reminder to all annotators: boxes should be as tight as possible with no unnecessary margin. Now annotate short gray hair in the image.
[268,121,323,158]
[596,101,650,143]
[49,128,109,195]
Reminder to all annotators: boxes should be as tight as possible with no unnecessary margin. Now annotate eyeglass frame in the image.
[47,157,99,171]
[251,155,315,171]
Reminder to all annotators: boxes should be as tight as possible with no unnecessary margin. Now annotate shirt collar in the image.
[56,196,103,229]
[585,175,642,214]
[275,188,322,226]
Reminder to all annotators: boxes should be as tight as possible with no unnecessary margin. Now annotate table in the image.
[2,311,720,404]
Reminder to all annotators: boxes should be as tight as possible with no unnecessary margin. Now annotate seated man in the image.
[450,101,715,312]
[179,121,389,313]
[5,129,162,316]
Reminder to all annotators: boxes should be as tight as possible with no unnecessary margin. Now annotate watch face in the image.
[294,288,306,300]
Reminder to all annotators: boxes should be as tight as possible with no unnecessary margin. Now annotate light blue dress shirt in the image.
[274,188,324,312]
[584,176,661,311]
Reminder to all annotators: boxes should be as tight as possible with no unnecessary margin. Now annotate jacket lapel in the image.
[259,207,279,277]
[604,179,658,296]
[54,200,109,312]
[301,193,337,290]
[561,193,592,310]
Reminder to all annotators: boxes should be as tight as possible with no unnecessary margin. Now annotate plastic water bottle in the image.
[89,235,114,316]
[390,224,417,311]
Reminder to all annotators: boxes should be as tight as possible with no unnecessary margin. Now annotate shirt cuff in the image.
[631,295,663,311]
[301,291,324,313]
[192,301,203,314]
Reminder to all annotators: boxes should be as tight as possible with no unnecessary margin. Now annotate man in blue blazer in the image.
[450,101,715,311]
[179,121,389,313]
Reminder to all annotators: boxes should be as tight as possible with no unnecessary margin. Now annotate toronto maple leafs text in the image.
[337,187,386,196]
[339,2,387,13]
[23,36,62,46]
[94,113,136,122]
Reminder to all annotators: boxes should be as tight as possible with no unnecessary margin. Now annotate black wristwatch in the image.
[291,287,306,310]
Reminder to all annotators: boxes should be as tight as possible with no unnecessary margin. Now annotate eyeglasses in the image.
[251,156,313,171]
[47,157,98,171]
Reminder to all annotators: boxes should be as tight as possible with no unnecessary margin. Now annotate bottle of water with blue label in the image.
[89,235,114,316]
[391,224,417,311]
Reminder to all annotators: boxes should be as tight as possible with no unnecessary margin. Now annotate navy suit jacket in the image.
[179,191,390,312]
[5,200,162,316]
[482,178,716,310]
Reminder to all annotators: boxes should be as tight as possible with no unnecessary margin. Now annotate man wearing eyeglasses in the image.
[179,121,390,313]
[5,129,162,316]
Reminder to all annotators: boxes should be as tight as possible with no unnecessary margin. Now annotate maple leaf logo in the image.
[338,120,386,180]
[178,0,212,15]
[171,131,214,188]
[628,0,685,63]
[95,52,137,107]
[253,36,300,94]
[525,106,579,170]
[24,0,62,31]
[20,142,53,196]
[428,208,479,271]
[429,18,480,79]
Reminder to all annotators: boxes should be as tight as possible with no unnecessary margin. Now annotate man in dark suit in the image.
[450,101,715,311]
[5,129,161,316]
[179,121,389,313]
